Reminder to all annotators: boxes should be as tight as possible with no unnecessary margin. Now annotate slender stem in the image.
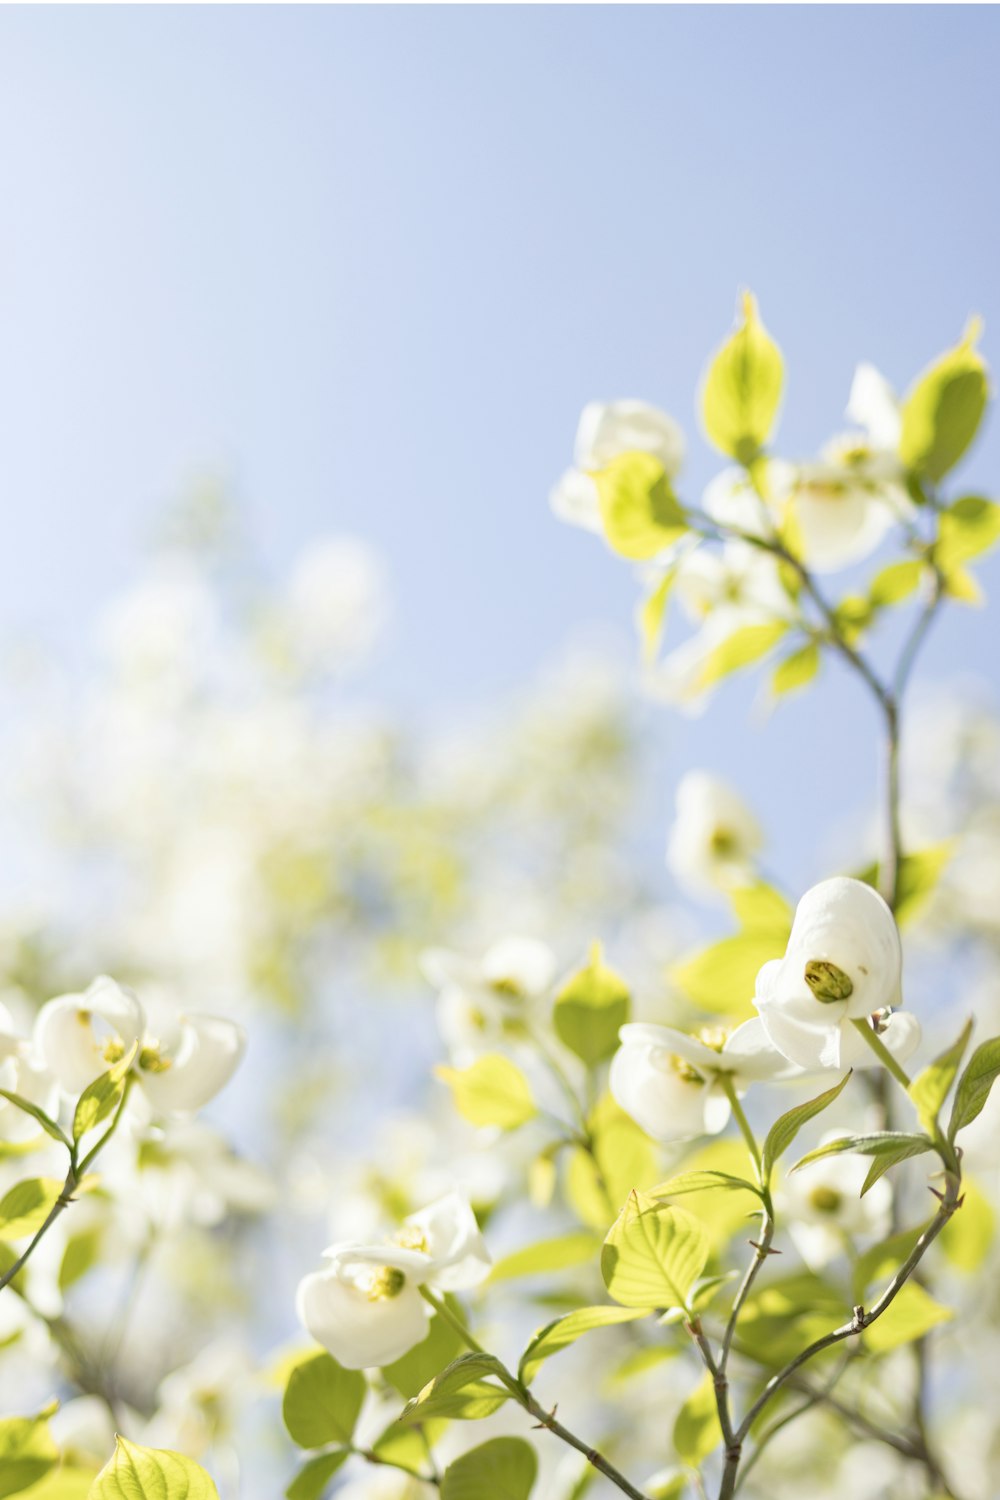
[849,1018,912,1092]
[720,1078,761,1179]
[420,1290,652,1500]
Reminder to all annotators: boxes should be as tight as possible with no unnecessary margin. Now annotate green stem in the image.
[719,1076,761,1179]
[419,1290,652,1500]
[850,1018,912,1092]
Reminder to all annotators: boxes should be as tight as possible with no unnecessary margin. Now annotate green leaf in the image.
[940,1174,995,1272]
[638,570,676,664]
[672,931,786,1017]
[908,1020,973,1134]
[868,559,925,608]
[863,1281,952,1354]
[441,1438,537,1500]
[739,1272,846,1367]
[565,1094,658,1230]
[552,943,630,1068]
[282,1352,365,1450]
[673,1371,722,1466]
[89,1438,219,1500]
[858,843,954,927]
[771,641,820,697]
[650,1169,761,1199]
[949,1035,1000,1139]
[285,1451,349,1500]
[397,1353,509,1425]
[695,621,789,693]
[0,1410,59,1498]
[372,1418,448,1469]
[852,1225,926,1301]
[592,452,688,561]
[382,1305,464,1398]
[936,494,1000,570]
[728,882,793,933]
[0,1179,63,1241]
[790,1132,933,1192]
[489,1231,601,1284]
[518,1306,648,1384]
[702,292,784,465]
[900,320,989,482]
[72,1047,136,1144]
[58,1227,103,1293]
[0,1093,70,1151]
[601,1191,708,1310]
[761,1073,852,1182]
[436,1054,537,1130]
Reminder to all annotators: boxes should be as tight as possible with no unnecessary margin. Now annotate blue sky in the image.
[1,5,998,887]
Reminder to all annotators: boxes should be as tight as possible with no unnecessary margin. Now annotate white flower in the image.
[34,976,246,1115]
[0,1002,58,1142]
[777,1137,892,1268]
[551,400,685,536]
[610,1017,800,1143]
[297,1192,490,1370]
[753,877,920,1071]
[421,937,555,1061]
[702,466,781,541]
[667,771,763,894]
[281,536,389,673]
[779,364,912,573]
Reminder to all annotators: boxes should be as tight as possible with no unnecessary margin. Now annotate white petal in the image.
[34,979,146,1095]
[846,364,902,452]
[550,469,602,533]
[723,1016,806,1082]
[405,1191,491,1291]
[793,478,895,573]
[140,1014,246,1114]
[784,878,902,1018]
[480,937,555,997]
[575,399,685,479]
[840,1010,922,1069]
[296,1268,430,1370]
[610,1041,718,1142]
[754,963,847,1071]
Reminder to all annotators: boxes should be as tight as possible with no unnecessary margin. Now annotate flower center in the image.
[709,826,738,858]
[667,1054,704,1085]
[393,1225,429,1253]
[489,976,524,999]
[366,1265,407,1302]
[803,959,854,1003]
[696,1025,729,1054]
[808,1186,843,1215]
[138,1043,172,1074]
[102,1037,126,1064]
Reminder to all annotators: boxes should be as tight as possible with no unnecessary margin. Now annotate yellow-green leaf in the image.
[863,1281,951,1354]
[702,292,784,465]
[593,452,688,560]
[672,931,786,1017]
[900,320,989,482]
[672,1371,722,1466]
[601,1191,708,1310]
[518,1306,648,1385]
[728,882,793,933]
[949,1035,1000,1139]
[282,1352,365,1449]
[638,570,676,664]
[940,1174,995,1272]
[771,641,820,697]
[552,943,630,1068]
[696,621,789,692]
[441,1438,537,1500]
[397,1353,509,1425]
[0,1179,63,1242]
[89,1437,219,1500]
[908,1020,972,1134]
[489,1231,600,1284]
[936,494,1000,570]
[286,1451,349,1500]
[436,1054,537,1130]
[869,559,925,608]
[0,1410,59,1498]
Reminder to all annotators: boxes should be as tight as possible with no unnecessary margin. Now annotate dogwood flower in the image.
[754,877,920,1071]
[420,937,556,1061]
[667,771,763,894]
[610,1017,801,1143]
[777,1135,892,1267]
[550,400,685,536]
[778,364,912,573]
[34,976,246,1115]
[297,1191,490,1369]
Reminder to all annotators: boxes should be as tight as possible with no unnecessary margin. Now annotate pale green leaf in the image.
[900,321,989,482]
[672,1371,722,1466]
[868,559,925,607]
[771,640,820,697]
[696,621,789,693]
[702,292,784,464]
[908,1020,973,1134]
[638,570,676,664]
[790,1132,932,1186]
[565,1095,658,1229]
[761,1073,853,1182]
[89,1437,219,1500]
[282,1352,365,1449]
[0,1410,58,1498]
[441,1438,537,1500]
[436,1054,537,1130]
[940,1174,995,1272]
[0,1179,64,1242]
[936,494,1000,570]
[593,452,688,561]
[489,1231,600,1284]
[0,1093,70,1151]
[650,1169,760,1199]
[73,1047,136,1144]
[728,882,793,933]
[285,1451,348,1500]
[552,943,630,1068]
[863,1282,952,1354]
[672,931,786,1017]
[949,1035,1000,1139]
[518,1305,648,1384]
[601,1191,708,1310]
[397,1354,509,1425]
[382,1306,464,1398]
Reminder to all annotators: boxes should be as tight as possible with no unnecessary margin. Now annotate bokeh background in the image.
[1,8,1000,1499]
